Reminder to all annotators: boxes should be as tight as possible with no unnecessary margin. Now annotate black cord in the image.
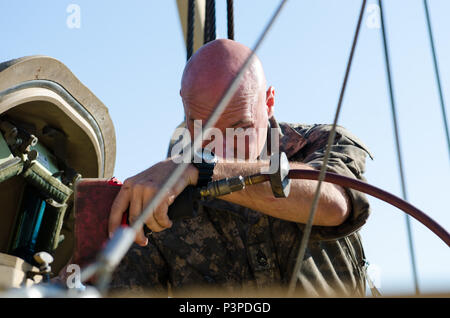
[227,0,234,40]
[423,0,450,159]
[187,0,195,61]
[204,0,216,44]
[378,0,420,295]
[288,0,368,296]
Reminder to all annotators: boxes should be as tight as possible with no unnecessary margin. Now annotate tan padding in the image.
[0,252,41,290]
[1,96,101,178]
[0,56,116,270]
[0,56,116,178]
[176,0,206,56]
[0,176,25,253]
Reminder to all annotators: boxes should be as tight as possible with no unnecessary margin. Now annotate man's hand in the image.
[108,158,198,246]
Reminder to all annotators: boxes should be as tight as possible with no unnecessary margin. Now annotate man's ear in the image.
[266,86,275,117]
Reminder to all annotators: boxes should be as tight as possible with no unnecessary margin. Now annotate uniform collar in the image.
[267,116,308,158]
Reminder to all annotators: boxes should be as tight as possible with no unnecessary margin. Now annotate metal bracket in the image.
[269,152,291,198]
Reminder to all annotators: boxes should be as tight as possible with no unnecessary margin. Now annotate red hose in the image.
[287,169,450,247]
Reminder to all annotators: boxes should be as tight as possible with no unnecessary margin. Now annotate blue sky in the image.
[0,0,449,295]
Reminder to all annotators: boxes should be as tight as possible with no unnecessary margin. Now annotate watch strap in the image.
[192,150,216,187]
[193,161,215,187]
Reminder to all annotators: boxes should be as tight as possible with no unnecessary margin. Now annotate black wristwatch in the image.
[192,149,217,187]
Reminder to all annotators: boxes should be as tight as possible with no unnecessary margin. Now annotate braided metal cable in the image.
[186,0,195,61]
[378,0,420,295]
[227,0,235,40]
[204,0,216,44]
[423,0,450,159]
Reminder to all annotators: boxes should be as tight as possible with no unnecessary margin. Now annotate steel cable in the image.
[227,0,235,40]
[423,0,450,160]
[287,0,367,296]
[186,0,195,61]
[204,0,216,44]
[378,0,420,295]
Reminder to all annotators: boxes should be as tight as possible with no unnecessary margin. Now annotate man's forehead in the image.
[180,41,266,106]
[187,106,255,128]
[187,113,255,127]
[186,94,255,117]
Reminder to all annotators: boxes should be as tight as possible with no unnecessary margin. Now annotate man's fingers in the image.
[129,186,143,224]
[141,187,173,230]
[136,227,148,247]
[167,194,176,206]
[128,186,149,246]
[145,211,166,233]
[153,200,173,229]
[110,165,183,241]
[109,187,131,237]
[172,180,189,199]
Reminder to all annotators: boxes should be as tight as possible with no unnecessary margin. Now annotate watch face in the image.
[193,148,217,164]
[203,150,217,164]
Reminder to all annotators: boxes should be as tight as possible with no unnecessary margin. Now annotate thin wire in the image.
[204,0,210,43]
[227,0,235,40]
[423,0,450,159]
[187,0,195,61]
[378,0,420,295]
[210,0,216,41]
[80,262,101,283]
[204,0,216,44]
[287,0,367,296]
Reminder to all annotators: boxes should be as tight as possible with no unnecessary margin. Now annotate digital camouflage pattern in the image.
[109,117,373,297]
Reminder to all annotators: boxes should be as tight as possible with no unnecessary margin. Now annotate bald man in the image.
[108,39,373,297]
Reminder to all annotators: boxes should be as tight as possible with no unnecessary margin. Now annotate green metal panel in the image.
[0,132,13,165]
[30,142,59,175]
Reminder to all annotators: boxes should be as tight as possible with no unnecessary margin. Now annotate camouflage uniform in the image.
[110,117,373,297]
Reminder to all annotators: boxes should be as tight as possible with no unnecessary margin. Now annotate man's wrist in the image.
[192,149,217,187]
[187,163,200,186]
[167,155,200,186]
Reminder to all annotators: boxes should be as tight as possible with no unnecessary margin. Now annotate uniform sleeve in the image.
[294,124,373,241]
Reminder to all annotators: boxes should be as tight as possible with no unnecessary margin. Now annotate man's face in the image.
[184,89,268,161]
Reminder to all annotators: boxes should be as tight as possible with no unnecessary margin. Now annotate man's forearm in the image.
[211,161,351,226]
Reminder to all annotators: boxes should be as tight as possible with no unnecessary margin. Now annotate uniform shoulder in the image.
[280,122,373,160]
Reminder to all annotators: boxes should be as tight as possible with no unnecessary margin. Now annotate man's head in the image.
[180,39,275,160]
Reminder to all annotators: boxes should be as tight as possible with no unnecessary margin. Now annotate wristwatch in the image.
[192,149,218,187]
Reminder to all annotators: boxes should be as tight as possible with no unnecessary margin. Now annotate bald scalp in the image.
[180,39,266,113]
